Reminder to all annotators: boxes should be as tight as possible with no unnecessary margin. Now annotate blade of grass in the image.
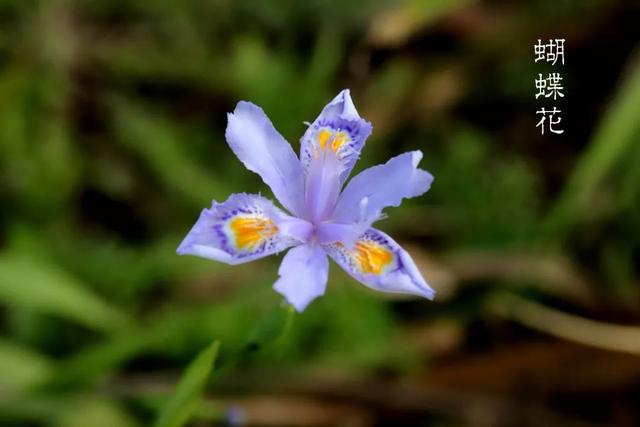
[154,341,220,427]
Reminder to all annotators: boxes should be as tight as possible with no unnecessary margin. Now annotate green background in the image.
[1,0,639,425]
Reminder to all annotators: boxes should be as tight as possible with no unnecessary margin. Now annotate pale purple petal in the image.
[331,151,433,224]
[323,228,435,299]
[304,150,342,223]
[273,244,329,312]
[226,102,305,215]
[277,216,313,243]
[300,89,372,183]
[316,222,367,247]
[177,193,301,265]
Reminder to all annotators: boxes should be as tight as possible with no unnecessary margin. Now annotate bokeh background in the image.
[1,0,640,426]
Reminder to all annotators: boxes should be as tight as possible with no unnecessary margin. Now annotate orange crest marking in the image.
[317,129,349,153]
[355,241,393,275]
[229,216,278,250]
[330,132,347,152]
[317,129,332,150]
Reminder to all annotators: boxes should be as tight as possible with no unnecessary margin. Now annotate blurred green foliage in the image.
[0,0,639,425]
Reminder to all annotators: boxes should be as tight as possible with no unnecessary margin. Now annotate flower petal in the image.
[177,193,304,265]
[273,244,329,312]
[226,101,305,215]
[316,222,367,247]
[323,228,435,299]
[304,149,343,223]
[331,151,433,224]
[300,89,372,184]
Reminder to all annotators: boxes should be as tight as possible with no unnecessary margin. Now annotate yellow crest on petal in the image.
[355,241,393,275]
[331,132,347,152]
[229,215,278,250]
[317,129,332,150]
[316,129,349,154]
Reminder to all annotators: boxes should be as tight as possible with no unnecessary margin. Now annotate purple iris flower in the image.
[177,90,435,311]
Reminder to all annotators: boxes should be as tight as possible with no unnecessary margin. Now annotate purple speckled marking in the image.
[301,116,370,181]
[213,223,231,254]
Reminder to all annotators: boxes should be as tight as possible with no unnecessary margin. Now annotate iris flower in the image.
[177,90,435,311]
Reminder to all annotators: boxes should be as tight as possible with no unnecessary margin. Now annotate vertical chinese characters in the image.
[534,39,565,135]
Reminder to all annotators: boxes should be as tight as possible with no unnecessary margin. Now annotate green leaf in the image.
[0,254,131,333]
[0,339,54,390]
[154,341,220,427]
